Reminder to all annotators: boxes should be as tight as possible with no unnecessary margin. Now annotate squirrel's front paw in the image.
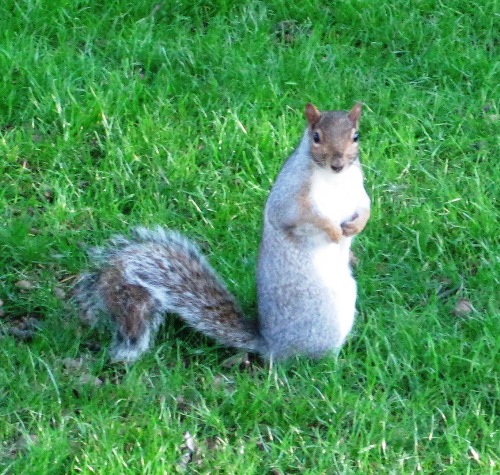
[326,224,343,243]
[341,216,363,237]
[341,209,370,237]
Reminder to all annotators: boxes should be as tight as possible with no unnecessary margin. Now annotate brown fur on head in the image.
[305,103,362,173]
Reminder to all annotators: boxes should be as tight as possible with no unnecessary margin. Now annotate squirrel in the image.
[72,103,371,363]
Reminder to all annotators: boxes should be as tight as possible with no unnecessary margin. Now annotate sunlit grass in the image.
[1,0,498,473]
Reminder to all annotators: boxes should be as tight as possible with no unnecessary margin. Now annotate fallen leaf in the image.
[453,299,474,317]
[15,280,35,290]
[78,373,103,386]
[184,432,195,453]
[177,432,196,472]
[54,287,66,300]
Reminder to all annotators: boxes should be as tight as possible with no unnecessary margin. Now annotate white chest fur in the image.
[308,164,363,288]
[309,164,363,225]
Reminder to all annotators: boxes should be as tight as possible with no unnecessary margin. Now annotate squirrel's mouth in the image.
[331,164,344,173]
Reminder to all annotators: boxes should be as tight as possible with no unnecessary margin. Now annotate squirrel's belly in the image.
[312,242,349,288]
[311,243,357,347]
[258,241,357,359]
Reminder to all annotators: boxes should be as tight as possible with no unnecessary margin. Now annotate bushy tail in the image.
[73,227,264,362]
[72,272,106,328]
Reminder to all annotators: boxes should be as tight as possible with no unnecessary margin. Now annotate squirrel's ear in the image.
[305,103,321,127]
[348,103,362,127]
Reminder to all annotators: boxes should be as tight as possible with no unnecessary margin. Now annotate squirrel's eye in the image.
[353,132,359,142]
[313,131,320,143]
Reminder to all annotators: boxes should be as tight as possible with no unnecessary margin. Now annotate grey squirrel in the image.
[73,103,371,362]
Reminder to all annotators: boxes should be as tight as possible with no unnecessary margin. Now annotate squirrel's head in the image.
[305,103,362,173]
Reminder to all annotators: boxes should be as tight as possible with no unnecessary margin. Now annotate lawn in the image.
[0,0,498,473]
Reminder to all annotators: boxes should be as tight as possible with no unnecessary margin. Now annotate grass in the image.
[0,0,498,473]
